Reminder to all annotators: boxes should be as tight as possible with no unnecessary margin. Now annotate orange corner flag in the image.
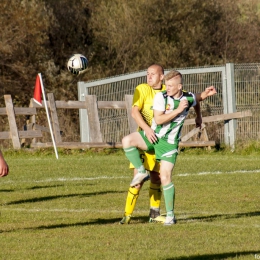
[33,74,42,106]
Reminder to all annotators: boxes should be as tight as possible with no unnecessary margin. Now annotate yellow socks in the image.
[124,183,162,217]
[149,183,161,209]
[124,187,140,216]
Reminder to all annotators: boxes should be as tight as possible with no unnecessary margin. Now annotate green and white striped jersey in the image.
[151,90,196,144]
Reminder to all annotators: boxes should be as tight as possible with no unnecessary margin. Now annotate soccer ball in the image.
[67,54,88,75]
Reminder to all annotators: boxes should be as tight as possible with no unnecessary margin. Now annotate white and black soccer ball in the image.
[67,54,88,75]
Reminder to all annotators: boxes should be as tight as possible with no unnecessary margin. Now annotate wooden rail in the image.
[0,93,253,149]
[0,95,42,149]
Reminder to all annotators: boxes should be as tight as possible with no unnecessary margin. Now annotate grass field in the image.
[0,148,259,260]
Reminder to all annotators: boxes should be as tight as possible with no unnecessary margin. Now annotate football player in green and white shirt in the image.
[122,70,217,225]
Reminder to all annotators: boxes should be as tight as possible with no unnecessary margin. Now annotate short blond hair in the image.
[164,70,183,84]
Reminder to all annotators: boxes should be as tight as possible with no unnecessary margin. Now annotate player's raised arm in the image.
[195,86,217,102]
[194,86,217,128]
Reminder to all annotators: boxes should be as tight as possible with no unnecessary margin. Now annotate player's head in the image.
[164,70,183,97]
[146,64,164,90]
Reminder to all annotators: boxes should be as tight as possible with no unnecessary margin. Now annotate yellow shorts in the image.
[129,150,160,173]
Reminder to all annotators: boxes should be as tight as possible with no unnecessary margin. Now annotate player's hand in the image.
[0,158,9,177]
[144,128,157,143]
[205,86,217,97]
[178,99,188,112]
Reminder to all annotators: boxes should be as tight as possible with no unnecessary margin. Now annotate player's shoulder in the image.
[182,90,195,97]
[154,90,166,100]
[135,83,150,89]
[161,90,167,97]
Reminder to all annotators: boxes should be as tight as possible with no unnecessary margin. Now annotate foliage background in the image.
[0,0,260,146]
[0,0,260,105]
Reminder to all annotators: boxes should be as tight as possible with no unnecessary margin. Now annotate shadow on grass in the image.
[128,211,260,225]
[1,216,150,233]
[0,189,14,192]
[0,218,123,232]
[165,250,259,260]
[178,211,260,223]
[2,211,259,232]
[6,190,124,205]
[33,218,122,230]
[27,184,64,190]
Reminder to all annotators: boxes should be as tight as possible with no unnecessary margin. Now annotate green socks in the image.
[124,147,145,173]
[163,182,175,217]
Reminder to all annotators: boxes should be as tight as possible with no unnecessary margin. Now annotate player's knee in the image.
[160,174,171,185]
[122,135,132,147]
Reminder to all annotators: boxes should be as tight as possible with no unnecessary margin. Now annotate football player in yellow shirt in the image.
[119,64,217,224]
[120,64,166,224]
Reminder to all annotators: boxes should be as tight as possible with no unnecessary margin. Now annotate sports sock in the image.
[124,187,140,216]
[149,183,161,209]
[124,147,145,173]
[163,182,175,217]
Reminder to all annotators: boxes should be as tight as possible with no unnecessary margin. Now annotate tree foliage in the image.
[0,0,259,105]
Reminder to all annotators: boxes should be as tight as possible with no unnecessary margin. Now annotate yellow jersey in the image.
[130,83,165,172]
[132,83,166,128]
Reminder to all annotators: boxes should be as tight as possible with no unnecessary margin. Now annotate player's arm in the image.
[132,106,157,143]
[131,106,150,132]
[154,100,188,125]
[193,100,202,128]
[0,150,9,177]
[195,86,217,102]
[194,86,217,128]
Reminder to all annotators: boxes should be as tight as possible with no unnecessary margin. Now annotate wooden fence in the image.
[0,94,253,149]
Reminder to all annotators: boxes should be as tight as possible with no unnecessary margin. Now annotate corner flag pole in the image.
[38,73,59,159]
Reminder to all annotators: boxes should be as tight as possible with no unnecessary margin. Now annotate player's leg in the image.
[139,151,163,222]
[149,170,163,222]
[155,140,178,225]
[122,132,151,186]
[119,168,143,224]
[160,160,176,225]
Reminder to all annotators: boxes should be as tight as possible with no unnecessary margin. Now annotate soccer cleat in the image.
[142,174,150,183]
[149,208,166,223]
[149,215,166,223]
[119,215,131,224]
[149,208,160,222]
[130,172,149,187]
[164,216,177,226]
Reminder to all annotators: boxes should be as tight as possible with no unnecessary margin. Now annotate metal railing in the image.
[78,63,260,146]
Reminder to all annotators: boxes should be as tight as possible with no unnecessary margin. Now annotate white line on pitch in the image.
[0,207,124,213]
[176,169,260,177]
[2,176,129,184]
[1,169,259,184]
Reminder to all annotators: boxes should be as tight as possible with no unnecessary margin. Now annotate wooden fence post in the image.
[85,95,103,142]
[29,98,36,144]
[125,95,137,133]
[4,95,21,149]
[47,93,62,144]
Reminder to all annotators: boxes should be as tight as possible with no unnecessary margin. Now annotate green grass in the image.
[0,149,259,260]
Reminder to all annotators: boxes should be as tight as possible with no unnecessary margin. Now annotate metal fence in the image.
[234,63,260,140]
[78,63,260,146]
